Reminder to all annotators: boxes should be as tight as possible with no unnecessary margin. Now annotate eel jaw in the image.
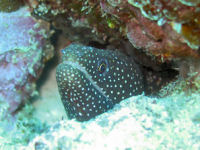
[56,62,113,121]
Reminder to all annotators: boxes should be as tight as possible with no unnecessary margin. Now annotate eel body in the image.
[56,44,144,121]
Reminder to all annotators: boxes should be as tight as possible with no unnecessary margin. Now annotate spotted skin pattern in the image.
[56,44,144,121]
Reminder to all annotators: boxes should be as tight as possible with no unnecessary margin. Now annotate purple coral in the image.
[0,7,53,114]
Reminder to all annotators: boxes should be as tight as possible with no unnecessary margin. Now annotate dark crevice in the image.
[30,28,62,103]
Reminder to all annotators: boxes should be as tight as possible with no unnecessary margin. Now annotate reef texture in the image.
[1,75,200,149]
[56,44,144,121]
[0,7,54,114]
[0,0,24,12]
[27,0,200,63]
[25,92,200,150]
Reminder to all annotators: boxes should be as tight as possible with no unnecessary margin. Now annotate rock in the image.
[26,94,200,149]
[0,7,54,114]
[26,0,200,80]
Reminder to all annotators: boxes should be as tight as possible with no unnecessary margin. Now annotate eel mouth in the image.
[63,61,108,99]
[57,61,114,121]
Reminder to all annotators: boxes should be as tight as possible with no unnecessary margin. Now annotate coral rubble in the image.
[0,104,47,148]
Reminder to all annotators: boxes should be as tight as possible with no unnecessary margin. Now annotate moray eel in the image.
[56,44,144,121]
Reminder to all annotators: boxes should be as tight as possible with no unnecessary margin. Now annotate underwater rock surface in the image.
[26,93,200,150]
[0,7,53,114]
[27,0,200,62]
[0,0,24,12]
[26,0,200,85]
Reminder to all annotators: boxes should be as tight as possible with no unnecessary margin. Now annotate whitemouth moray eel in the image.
[56,44,157,121]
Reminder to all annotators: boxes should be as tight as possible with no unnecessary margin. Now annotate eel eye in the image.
[98,60,108,74]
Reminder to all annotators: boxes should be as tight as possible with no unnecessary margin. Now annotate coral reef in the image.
[1,77,200,149]
[0,1,200,149]
[25,92,200,149]
[27,0,200,62]
[26,0,200,85]
[0,7,54,114]
[0,104,47,149]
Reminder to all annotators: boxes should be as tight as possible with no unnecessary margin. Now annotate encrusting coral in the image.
[27,0,200,61]
[0,7,54,114]
[26,0,200,85]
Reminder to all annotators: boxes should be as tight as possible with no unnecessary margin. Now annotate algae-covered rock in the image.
[27,0,200,62]
[0,7,54,114]
[26,0,200,85]
[0,104,47,149]
[26,94,200,150]
[0,0,24,12]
